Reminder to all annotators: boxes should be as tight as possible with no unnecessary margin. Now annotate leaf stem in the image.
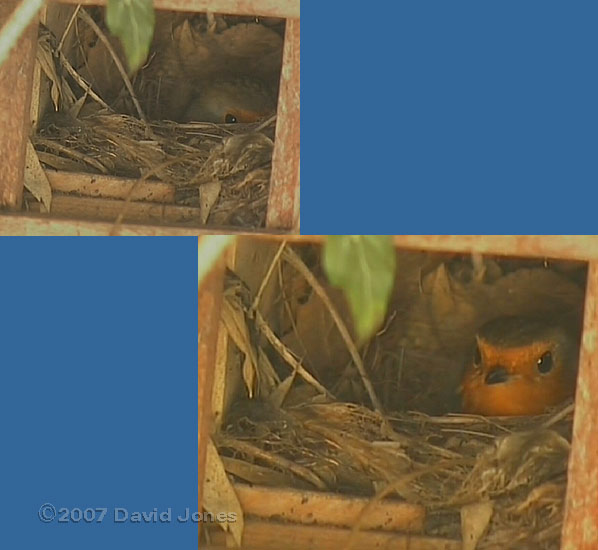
[0,0,45,68]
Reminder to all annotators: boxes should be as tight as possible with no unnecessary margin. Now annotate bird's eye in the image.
[537,351,553,374]
[225,113,237,123]
[473,344,482,366]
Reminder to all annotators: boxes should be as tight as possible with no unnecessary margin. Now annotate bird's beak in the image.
[484,366,511,385]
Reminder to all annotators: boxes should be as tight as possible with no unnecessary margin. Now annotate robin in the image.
[181,77,276,124]
[460,316,578,416]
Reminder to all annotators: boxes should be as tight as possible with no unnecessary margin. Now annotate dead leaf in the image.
[510,481,565,515]
[203,439,244,547]
[68,94,88,119]
[268,371,296,408]
[37,31,61,110]
[199,133,273,182]
[37,27,76,110]
[199,181,221,224]
[24,141,52,211]
[241,353,256,400]
[461,500,493,550]
[220,294,258,398]
[463,429,570,497]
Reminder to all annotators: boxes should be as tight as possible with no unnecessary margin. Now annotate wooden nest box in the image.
[0,0,299,235]
[198,235,598,550]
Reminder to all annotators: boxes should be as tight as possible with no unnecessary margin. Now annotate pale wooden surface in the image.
[46,171,175,203]
[0,213,288,235]
[198,257,226,541]
[208,519,461,550]
[0,1,38,208]
[267,18,300,230]
[205,235,598,262]
[389,235,598,261]
[54,0,300,19]
[562,260,598,550]
[233,484,426,533]
[32,195,201,225]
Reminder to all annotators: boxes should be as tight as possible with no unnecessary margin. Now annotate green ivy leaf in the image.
[323,236,396,342]
[106,0,155,73]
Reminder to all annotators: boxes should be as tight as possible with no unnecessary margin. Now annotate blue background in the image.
[1,238,197,548]
[303,1,598,234]
[4,1,597,547]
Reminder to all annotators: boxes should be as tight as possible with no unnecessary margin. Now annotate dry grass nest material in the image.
[218,401,572,549]
[35,115,274,226]
[215,247,574,550]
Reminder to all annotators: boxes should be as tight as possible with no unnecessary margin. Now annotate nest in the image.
[213,244,581,549]
[32,8,281,227]
[34,114,274,226]
[218,401,571,549]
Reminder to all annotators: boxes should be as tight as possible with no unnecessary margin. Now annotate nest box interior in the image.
[200,237,587,550]
[22,3,296,231]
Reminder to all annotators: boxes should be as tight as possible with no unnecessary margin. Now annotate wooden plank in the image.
[266,18,300,230]
[0,212,290,235]
[45,171,176,203]
[178,235,598,263]
[219,235,598,262]
[0,1,38,209]
[1,226,595,265]
[208,519,461,550]
[562,260,598,550]
[390,235,598,261]
[33,194,201,224]
[51,0,300,19]
[198,253,225,540]
[233,484,426,533]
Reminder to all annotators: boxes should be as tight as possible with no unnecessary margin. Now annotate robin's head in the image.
[460,316,578,416]
[182,77,276,123]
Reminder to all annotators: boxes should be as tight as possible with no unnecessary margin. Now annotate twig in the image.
[77,8,147,122]
[250,240,286,313]
[216,435,327,490]
[253,309,334,400]
[283,247,384,413]
[541,402,574,429]
[255,114,276,133]
[34,137,108,173]
[278,261,309,360]
[57,46,112,111]
[57,3,79,52]
[51,5,110,110]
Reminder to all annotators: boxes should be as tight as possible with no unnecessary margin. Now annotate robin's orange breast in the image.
[460,316,578,416]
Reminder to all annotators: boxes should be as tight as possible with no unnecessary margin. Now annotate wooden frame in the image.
[198,235,598,550]
[0,0,300,235]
